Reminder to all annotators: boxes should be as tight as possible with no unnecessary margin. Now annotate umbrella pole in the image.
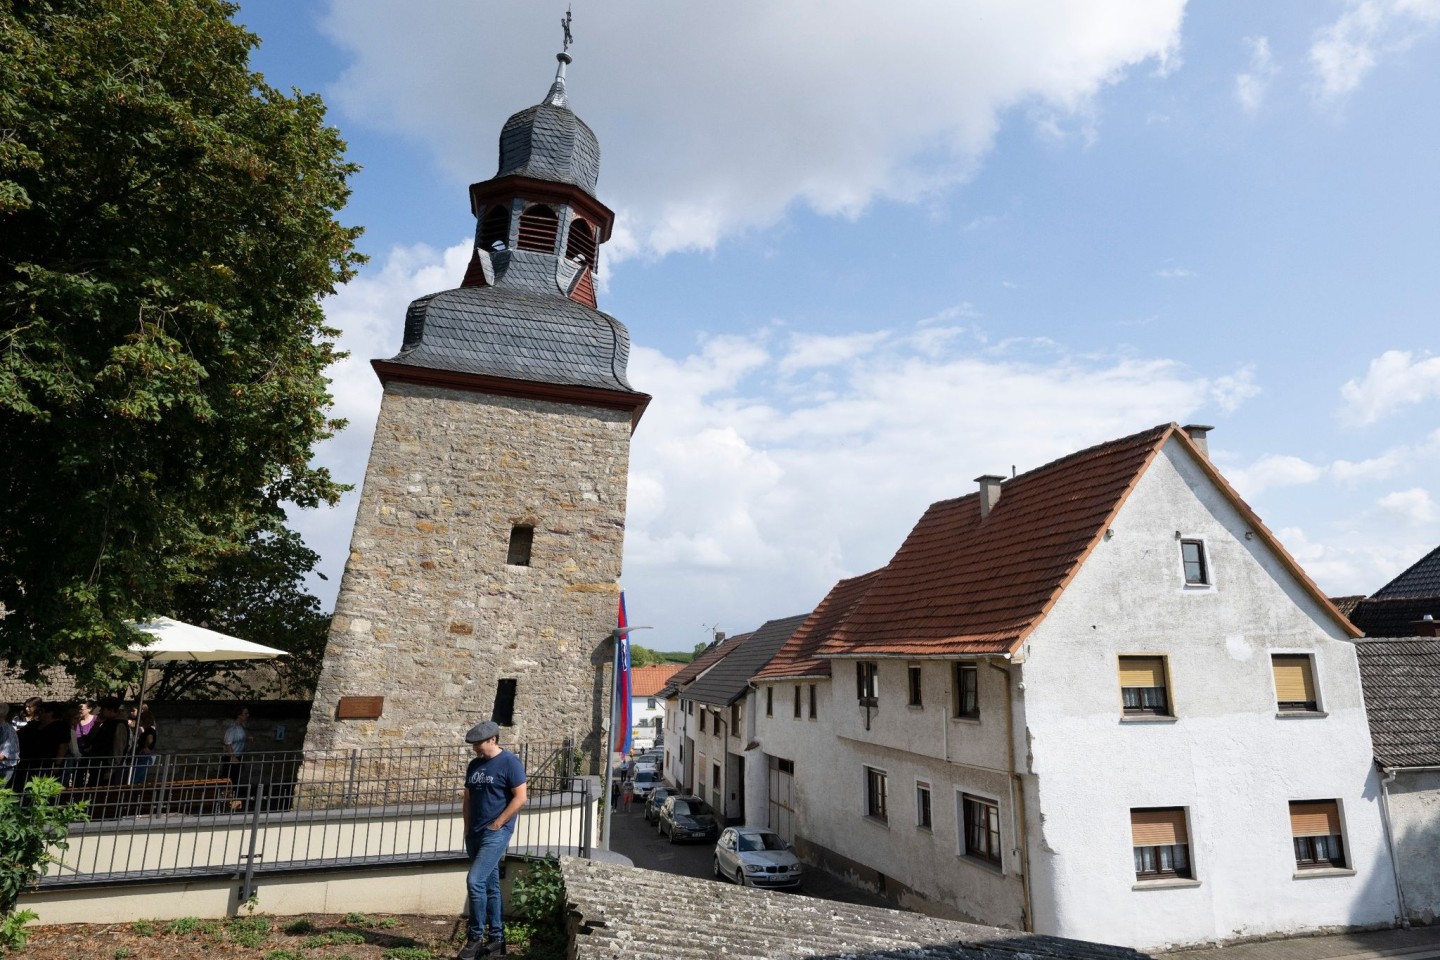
[128,654,152,779]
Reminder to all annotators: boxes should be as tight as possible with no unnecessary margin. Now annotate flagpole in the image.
[601,619,649,851]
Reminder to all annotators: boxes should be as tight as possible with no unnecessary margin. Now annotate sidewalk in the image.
[1161,926,1440,960]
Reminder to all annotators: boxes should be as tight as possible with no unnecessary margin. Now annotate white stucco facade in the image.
[1019,441,1398,948]
[629,693,664,749]
[749,435,1399,950]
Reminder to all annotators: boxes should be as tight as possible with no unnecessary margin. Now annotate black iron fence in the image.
[32,741,595,891]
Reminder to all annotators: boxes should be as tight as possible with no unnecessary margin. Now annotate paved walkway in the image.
[1161,926,1440,960]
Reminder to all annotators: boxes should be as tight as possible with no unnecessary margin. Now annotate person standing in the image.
[132,707,158,784]
[222,707,250,808]
[459,721,527,960]
[0,705,20,788]
[87,698,130,786]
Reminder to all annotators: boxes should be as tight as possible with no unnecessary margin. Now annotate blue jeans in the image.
[465,824,513,941]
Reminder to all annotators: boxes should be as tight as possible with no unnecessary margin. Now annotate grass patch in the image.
[164,917,203,936]
[381,948,432,960]
[114,950,132,959]
[300,931,367,948]
[227,914,273,947]
[265,952,302,960]
[131,919,156,937]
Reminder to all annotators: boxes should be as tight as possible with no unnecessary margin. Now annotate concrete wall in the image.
[1385,769,1440,924]
[306,383,633,752]
[1022,439,1398,950]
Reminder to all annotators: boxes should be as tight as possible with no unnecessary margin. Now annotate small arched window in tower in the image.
[565,216,597,265]
[479,205,509,251]
[507,524,534,566]
[516,204,559,253]
[491,678,518,727]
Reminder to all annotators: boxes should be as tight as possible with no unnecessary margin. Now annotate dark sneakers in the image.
[457,937,504,959]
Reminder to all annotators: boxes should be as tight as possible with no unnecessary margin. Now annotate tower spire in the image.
[544,7,573,107]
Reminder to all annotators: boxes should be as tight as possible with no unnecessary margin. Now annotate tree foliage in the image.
[0,0,362,685]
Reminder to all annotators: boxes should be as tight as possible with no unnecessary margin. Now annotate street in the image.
[606,800,893,909]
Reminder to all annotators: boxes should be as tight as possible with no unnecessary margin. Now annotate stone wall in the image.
[305,381,632,755]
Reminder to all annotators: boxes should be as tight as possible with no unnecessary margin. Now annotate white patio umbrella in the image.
[123,617,288,763]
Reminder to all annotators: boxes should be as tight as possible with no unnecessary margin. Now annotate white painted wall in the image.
[630,693,664,747]
[753,670,1026,927]
[1383,769,1440,924]
[1021,439,1398,949]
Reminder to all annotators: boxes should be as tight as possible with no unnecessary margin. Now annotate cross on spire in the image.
[561,7,573,53]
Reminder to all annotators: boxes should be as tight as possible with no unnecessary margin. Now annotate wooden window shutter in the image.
[1272,655,1316,703]
[1131,808,1188,846]
[1119,657,1166,688]
[517,204,559,252]
[1290,801,1341,837]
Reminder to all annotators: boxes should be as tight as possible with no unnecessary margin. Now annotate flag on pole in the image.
[614,591,633,756]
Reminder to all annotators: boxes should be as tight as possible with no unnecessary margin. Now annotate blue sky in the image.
[244,1,1440,652]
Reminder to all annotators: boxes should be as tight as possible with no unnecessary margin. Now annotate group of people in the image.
[0,696,158,791]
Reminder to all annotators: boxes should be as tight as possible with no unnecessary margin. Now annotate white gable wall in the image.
[1021,438,1397,949]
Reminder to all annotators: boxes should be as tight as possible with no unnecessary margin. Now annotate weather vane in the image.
[561,6,573,53]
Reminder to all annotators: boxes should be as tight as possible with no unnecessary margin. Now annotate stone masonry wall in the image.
[304,381,632,754]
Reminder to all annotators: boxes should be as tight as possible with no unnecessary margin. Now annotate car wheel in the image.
[713,857,722,879]
[738,872,749,887]
[667,825,677,844]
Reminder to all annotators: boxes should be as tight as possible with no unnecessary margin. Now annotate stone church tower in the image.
[305,46,648,753]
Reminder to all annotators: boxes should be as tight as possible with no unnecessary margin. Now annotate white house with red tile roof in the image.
[629,663,682,750]
[751,423,1398,950]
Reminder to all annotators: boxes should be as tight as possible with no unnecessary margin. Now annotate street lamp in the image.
[602,624,650,851]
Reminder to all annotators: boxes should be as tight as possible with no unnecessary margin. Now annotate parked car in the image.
[630,769,661,801]
[657,794,719,843]
[632,758,658,777]
[644,785,672,822]
[713,826,803,889]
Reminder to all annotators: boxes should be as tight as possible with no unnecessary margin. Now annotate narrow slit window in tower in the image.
[492,679,518,726]
[507,525,534,566]
[517,204,559,252]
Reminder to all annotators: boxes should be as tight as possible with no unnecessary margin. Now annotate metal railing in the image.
[30,741,594,891]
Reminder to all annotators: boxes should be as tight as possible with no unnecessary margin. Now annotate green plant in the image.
[380,948,432,960]
[166,916,203,935]
[341,911,368,925]
[282,917,315,935]
[265,951,302,960]
[0,777,88,951]
[300,931,366,947]
[114,950,132,959]
[228,914,273,947]
[131,919,157,937]
[339,911,399,930]
[510,856,567,959]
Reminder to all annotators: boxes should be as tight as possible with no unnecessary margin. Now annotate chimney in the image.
[976,475,1005,520]
[1415,615,1439,638]
[1182,424,1213,457]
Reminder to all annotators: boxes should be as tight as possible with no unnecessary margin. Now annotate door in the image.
[767,755,795,844]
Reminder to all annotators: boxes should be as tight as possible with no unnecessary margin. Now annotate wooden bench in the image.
[62,777,236,819]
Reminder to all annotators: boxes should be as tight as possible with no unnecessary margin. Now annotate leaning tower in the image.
[304,44,648,755]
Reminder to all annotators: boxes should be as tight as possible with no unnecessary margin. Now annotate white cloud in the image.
[1339,349,1440,426]
[1209,365,1261,413]
[1378,487,1440,523]
[1226,455,1327,499]
[1154,266,1194,279]
[1310,0,1440,99]
[319,1,1185,260]
[1235,35,1279,114]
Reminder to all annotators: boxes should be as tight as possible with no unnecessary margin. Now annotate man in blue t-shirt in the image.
[459,720,527,959]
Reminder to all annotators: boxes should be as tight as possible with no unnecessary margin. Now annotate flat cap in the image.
[465,720,501,744]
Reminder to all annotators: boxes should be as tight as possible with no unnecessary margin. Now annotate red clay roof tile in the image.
[753,570,883,682]
[631,664,683,697]
[817,424,1172,659]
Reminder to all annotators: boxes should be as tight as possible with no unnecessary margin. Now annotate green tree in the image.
[0,0,362,686]
[144,525,331,701]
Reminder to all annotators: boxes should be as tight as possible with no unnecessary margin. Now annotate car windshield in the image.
[635,771,658,783]
[737,832,786,852]
[673,799,711,817]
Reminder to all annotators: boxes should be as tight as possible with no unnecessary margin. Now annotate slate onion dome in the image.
[377,34,645,415]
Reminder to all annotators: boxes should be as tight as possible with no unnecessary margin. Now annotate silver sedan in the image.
[713,826,803,889]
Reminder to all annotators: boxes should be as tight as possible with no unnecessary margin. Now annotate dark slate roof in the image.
[1354,638,1440,767]
[681,615,809,707]
[560,857,1154,960]
[1372,544,1440,599]
[1347,597,1440,638]
[1331,595,1365,618]
[390,284,638,393]
[659,635,750,699]
[498,102,601,196]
